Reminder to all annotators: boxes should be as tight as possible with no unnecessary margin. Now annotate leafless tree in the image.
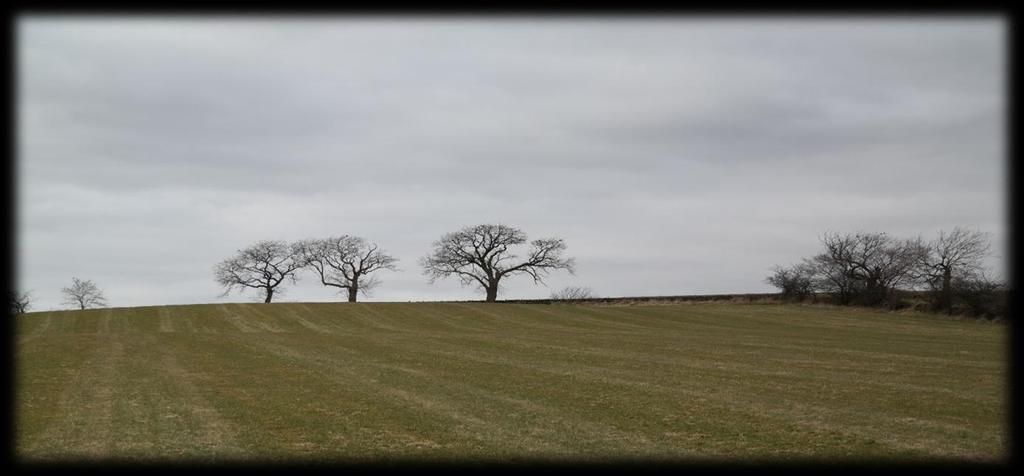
[804,235,859,304]
[295,236,398,302]
[61,278,107,310]
[915,227,992,315]
[812,232,925,306]
[551,286,595,302]
[10,290,32,315]
[420,224,575,302]
[214,240,304,303]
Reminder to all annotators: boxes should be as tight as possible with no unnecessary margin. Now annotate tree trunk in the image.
[865,278,884,306]
[942,267,952,315]
[348,286,358,303]
[264,288,274,303]
[485,285,498,303]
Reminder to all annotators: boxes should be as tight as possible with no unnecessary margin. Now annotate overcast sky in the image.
[17,16,1006,310]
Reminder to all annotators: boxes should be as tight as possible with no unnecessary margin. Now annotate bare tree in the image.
[420,224,575,302]
[551,286,595,302]
[811,232,924,306]
[61,278,107,310]
[295,236,398,302]
[214,240,304,303]
[804,234,860,304]
[10,290,32,315]
[765,264,815,302]
[915,227,992,315]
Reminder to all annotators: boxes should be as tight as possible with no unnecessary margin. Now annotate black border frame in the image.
[2,3,1017,473]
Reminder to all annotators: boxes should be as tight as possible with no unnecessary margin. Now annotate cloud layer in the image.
[17,17,1006,310]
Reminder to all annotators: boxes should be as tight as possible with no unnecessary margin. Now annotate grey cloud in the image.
[17,17,1006,310]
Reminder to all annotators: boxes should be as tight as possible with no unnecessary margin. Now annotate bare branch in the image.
[914,227,993,314]
[214,240,303,303]
[10,290,32,315]
[420,224,574,302]
[61,277,107,310]
[806,231,924,305]
[295,236,398,302]
[550,286,595,302]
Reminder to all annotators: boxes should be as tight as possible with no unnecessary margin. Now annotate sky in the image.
[17,16,1007,311]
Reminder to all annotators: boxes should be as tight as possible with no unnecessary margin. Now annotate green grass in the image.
[14,302,1008,463]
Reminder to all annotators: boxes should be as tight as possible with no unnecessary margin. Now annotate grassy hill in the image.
[14,302,1008,463]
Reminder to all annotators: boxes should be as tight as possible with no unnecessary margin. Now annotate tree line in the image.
[9,223,579,313]
[10,224,1004,317]
[765,227,1006,319]
[214,224,575,304]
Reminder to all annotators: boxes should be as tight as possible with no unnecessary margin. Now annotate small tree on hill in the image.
[420,224,575,302]
[295,236,398,302]
[10,290,32,315]
[61,278,107,310]
[214,240,304,303]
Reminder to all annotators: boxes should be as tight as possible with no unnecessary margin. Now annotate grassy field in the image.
[14,302,1008,463]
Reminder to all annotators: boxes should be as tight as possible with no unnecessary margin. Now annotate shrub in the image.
[765,265,814,302]
[950,276,1007,319]
[550,286,596,302]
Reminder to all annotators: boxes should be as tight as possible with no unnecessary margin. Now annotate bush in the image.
[765,265,814,302]
[550,286,596,302]
[951,277,1007,319]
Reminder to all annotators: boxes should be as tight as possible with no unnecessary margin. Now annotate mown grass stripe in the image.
[15,302,1007,462]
